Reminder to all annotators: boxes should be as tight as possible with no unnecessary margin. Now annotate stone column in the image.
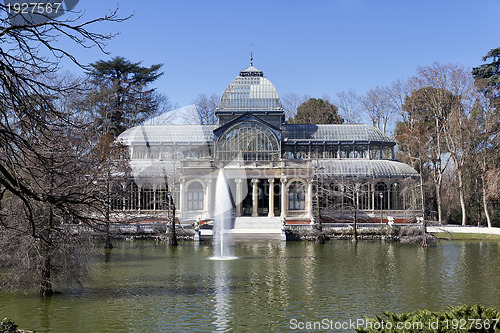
[235,179,242,217]
[252,179,259,217]
[280,178,287,218]
[268,179,275,217]
[307,180,313,221]
[387,182,391,211]
[371,183,375,211]
[179,178,185,213]
[204,179,213,218]
[138,185,142,212]
[153,185,157,211]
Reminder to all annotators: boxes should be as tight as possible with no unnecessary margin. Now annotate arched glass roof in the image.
[314,160,419,178]
[117,125,215,145]
[216,121,280,161]
[284,124,393,143]
[218,65,282,112]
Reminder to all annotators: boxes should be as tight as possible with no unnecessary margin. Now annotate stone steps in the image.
[198,217,285,240]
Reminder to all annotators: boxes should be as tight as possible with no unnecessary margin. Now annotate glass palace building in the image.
[116,63,422,225]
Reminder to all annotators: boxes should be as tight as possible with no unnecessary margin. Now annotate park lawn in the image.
[433,232,500,241]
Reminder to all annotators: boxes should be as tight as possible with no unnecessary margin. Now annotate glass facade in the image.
[187,182,204,211]
[114,62,422,223]
[288,181,305,211]
[218,68,282,112]
[216,121,280,161]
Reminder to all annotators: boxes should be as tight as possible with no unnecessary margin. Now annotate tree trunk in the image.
[40,205,54,297]
[457,169,467,226]
[352,191,358,243]
[353,204,358,243]
[435,175,443,224]
[104,222,113,249]
[482,175,492,228]
[104,169,113,249]
[169,196,178,246]
[40,255,53,297]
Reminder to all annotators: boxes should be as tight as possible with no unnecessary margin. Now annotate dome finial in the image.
[250,43,253,66]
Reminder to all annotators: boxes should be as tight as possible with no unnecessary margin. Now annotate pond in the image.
[1,240,499,332]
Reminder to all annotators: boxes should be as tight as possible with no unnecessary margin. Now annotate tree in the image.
[359,86,395,135]
[86,56,163,137]
[289,98,344,124]
[315,175,366,242]
[399,86,457,224]
[0,4,127,294]
[472,46,500,110]
[334,89,362,124]
[193,93,219,125]
[281,93,306,121]
[472,49,500,227]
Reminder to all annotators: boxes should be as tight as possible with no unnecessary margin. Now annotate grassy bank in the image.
[433,232,500,241]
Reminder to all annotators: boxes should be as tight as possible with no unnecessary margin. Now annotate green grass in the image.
[433,232,500,241]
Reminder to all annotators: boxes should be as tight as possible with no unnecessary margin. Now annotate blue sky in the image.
[58,0,500,108]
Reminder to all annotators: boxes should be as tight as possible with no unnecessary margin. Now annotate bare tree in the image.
[281,93,307,121]
[0,4,128,294]
[193,93,219,125]
[316,176,365,242]
[359,86,394,135]
[335,89,362,124]
[414,63,478,226]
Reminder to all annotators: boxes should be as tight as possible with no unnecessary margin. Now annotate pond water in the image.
[1,240,499,332]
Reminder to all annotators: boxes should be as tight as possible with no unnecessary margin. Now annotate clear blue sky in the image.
[58,0,500,108]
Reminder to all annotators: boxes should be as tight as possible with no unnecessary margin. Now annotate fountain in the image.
[211,169,236,260]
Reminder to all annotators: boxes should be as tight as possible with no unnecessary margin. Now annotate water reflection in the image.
[0,240,499,332]
[212,261,232,332]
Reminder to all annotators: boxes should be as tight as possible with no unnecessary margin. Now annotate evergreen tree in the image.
[86,56,163,137]
[472,46,500,110]
[289,98,344,124]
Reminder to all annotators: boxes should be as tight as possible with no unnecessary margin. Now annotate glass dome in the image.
[218,65,282,112]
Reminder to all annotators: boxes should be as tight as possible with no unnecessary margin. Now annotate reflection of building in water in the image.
[116,61,422,225]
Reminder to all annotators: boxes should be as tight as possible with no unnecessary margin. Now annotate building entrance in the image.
[240,179,281,217]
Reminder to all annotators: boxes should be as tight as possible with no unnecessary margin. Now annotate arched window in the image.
[382,146,393,160]
[282,146,294,159]
[332,184,343,209]
[354,146,368,159]
[296,146,309,160]
[126,182,139,210]
[359,183,371,210]
[311,146,323,159]
[187,182,204,211]
[375,181,388,210]
[288,181,305,211]
[326,145,338,158]
[370,146,381,159]
[155,184,169,211]
[340,145,352,158]
[391,182,403,210]
[140,183,154,210]
[216,121,280,161]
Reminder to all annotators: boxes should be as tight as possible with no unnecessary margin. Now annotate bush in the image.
[0,317,18,333]
[356,304,500,332]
